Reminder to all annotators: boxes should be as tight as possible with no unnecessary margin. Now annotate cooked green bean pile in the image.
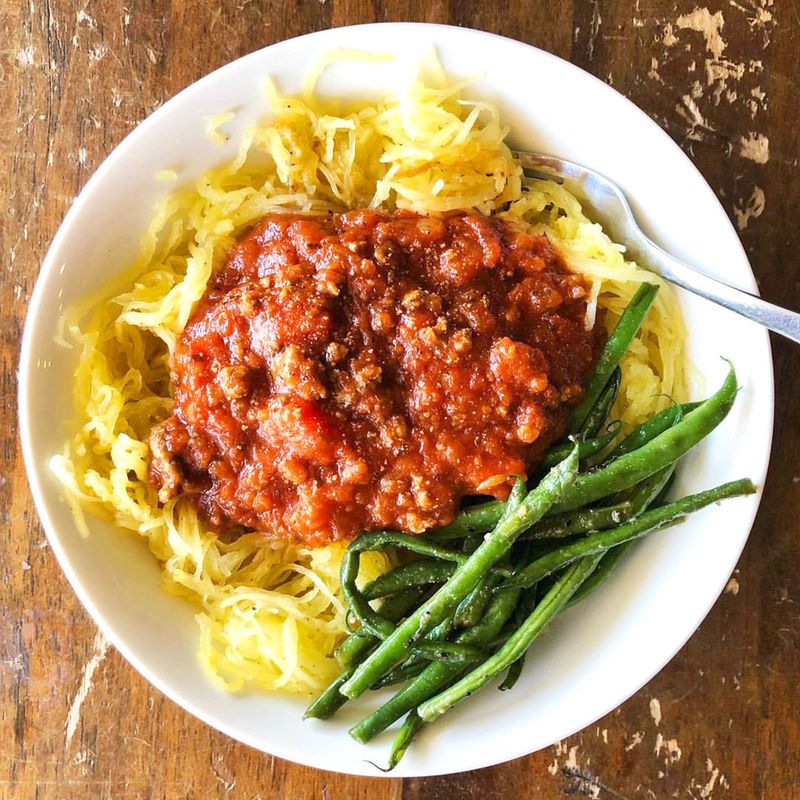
[304,284,756,769]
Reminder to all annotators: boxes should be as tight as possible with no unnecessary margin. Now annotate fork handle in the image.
[637,236,800,345]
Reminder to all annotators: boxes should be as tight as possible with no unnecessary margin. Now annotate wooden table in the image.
[3,1,799,797]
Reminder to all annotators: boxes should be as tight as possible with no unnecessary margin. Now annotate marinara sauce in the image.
[149,210,603,546]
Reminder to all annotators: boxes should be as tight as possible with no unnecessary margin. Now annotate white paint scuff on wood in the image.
[676,93,716,140]
[689,757,722,798]
[88,43,108,64]
[16,46,35,67]
[76,9,97,29]
[649,697,662,727]
[654,732,683,763]
[648,57,663,84]
[587,1,602,61]
[647,4,773,160]
[565,745,579,770]
[739,132,770,163]
[725,575,743,594]
[625,730,644,751]
[662,22,679,46]
[676,8,727,59]
[1,654,25,673]
[548,739,586,780]
[64,631,110,752]
[210,752,237,792]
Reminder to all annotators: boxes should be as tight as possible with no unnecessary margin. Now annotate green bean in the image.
[446,496,518,632]
[388,710,425,771]
[362,559,455,601]
[370,657,429,689]
[451,533,497,627]
[652,471,676,506]
[570,283,660,432]
[577,367,621,437]
[425,615,454,642]
[540,421,621,470]
[409,641,488,665]
[371,616,454,689]
[484,630,512,652]
[566,460,671,609]
[498,654,525,691]
[341,455,577,700]
[550,363,738,515]
[527,465,674,540]
[341,532,514,640]
[495,551,540,689]
[432,458,670,550]
[605,401,703,461]
[430,500,505,541]
[564,465,679,608]
[335,630,378,668]
[335,589,423,666]
[309,587,448,717]
[349,581,524,743]
[566,542,633,608]
[508,478,756,591]
[432,391,709,543]
[304,666,356,720]
[453,574,495,628]
[418,556,602,721]
[310,591,424,718]
[462,533,483,553]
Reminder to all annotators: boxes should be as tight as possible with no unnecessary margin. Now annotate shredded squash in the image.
[51,51,687,696]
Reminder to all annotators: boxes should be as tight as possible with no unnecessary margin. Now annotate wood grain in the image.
[2,1,799,798]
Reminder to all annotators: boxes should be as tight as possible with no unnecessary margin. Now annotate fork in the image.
[514,151,800,345]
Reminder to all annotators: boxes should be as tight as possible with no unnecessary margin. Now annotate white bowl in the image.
[20,23,773,777]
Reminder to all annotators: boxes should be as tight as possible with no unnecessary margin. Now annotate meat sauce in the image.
[148,210,603,546]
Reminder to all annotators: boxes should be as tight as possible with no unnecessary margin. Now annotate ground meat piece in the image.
[217,364,253,399]
[148,417,187,503]
[148,209,603,546]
